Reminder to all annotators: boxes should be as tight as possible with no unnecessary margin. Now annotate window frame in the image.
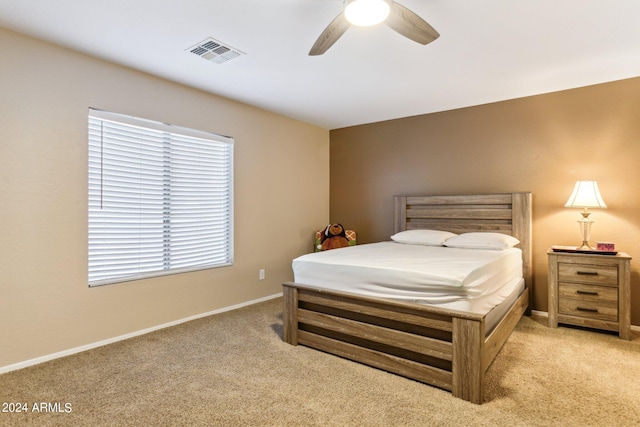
[88,108,234,287]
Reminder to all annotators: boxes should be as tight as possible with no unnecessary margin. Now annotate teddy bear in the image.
[319,223,351,251]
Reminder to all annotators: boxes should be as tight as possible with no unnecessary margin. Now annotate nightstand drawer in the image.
[558,263,617,286]
[558,298,617,322]
[558,283,618,305]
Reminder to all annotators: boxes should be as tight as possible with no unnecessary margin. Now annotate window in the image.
[88,109,233,286]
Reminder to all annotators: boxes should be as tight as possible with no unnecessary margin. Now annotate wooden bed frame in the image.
[282,192,532,404]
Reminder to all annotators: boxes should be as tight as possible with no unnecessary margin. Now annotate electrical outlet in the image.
[259,269,265,280]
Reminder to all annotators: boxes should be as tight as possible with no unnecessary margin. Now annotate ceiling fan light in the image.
[345,0,390,27]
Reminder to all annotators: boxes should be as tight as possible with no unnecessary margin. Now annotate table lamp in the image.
[564,180,607,250]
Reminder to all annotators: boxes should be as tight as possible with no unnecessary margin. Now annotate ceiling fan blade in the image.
[385,1,439,45]
[309,13,351,56]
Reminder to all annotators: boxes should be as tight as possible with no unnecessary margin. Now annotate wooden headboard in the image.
[394,192,533,290]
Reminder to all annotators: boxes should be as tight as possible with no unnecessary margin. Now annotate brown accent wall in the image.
[330,77,640,323]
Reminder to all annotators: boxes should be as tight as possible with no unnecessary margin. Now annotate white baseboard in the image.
[0,293,282,375]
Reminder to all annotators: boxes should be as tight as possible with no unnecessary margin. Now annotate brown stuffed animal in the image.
[320,223,350,251]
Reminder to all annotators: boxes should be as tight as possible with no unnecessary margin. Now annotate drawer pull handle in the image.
[576,290,599,296]
[577,271,598,276]
[577,307,599,313]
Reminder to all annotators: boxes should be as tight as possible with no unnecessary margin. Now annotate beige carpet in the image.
[1,297,638,426]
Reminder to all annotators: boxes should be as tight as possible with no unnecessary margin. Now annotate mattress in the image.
[292,241,524,317]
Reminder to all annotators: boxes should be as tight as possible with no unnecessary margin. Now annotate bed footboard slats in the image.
[297,330,454,391]
[298,308,453,361]
[284,285,460,391]
[298,290,454,332]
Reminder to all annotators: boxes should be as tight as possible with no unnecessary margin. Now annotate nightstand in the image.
[548,250,631,340]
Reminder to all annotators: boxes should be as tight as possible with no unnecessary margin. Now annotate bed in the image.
[282,192,532,404]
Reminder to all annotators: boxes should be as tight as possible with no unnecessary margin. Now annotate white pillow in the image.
[390,229,457,246]
[444,232,520,250]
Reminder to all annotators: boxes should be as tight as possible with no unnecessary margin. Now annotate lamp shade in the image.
[345,0,390,27]
[564,181,607,209]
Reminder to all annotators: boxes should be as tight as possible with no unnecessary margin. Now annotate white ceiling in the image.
[1,0,640,130]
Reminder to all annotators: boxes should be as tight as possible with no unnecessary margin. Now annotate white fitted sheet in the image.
[292,242,524,317]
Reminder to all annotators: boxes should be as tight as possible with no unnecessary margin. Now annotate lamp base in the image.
[575,241,595,251]
[576,216,594,252]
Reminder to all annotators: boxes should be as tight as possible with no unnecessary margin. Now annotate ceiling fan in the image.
[309,0,439,56]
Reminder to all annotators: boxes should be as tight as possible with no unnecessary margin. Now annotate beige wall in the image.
[330,77,640,325]
[0,28,329,368]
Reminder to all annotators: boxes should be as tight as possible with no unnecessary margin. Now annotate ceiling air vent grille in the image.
[187,38,244,64]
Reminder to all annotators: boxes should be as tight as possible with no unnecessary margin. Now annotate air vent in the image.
[187,38,244,64]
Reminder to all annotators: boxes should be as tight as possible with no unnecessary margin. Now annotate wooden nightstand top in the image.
[547,249,631,260]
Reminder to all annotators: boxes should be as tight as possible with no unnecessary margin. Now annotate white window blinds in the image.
[88,109,234,286]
